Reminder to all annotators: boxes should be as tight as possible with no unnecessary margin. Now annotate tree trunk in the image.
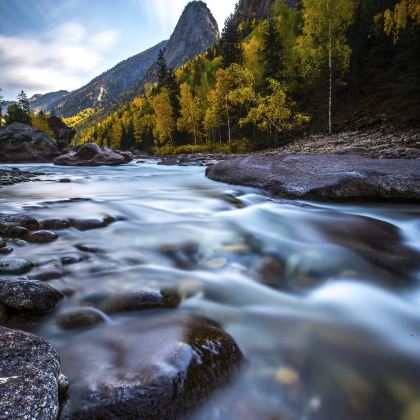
[225,95,231,143]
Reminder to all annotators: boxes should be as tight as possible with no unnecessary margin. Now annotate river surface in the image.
[1,161,420,420]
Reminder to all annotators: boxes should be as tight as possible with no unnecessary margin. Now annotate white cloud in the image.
[0,22,118,98]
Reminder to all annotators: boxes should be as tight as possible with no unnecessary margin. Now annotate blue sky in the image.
[0,0,237,100]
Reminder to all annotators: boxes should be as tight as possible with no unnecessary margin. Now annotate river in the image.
[1,161,420,420]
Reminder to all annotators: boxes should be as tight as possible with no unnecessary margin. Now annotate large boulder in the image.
[206,153,420,202]
[0,327,63,419]
[54,143,133,166]
[60,313,243,419]
[0,122,60,162]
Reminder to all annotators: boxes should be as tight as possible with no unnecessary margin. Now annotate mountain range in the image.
[34,1,219,118]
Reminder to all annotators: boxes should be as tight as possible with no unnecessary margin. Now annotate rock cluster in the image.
[54,143,133,166]
[0,167,44,188]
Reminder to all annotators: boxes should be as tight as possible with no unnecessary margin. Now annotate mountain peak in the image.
[164,1,219,68]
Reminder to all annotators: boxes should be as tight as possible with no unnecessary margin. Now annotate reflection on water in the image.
[1,162,420,420]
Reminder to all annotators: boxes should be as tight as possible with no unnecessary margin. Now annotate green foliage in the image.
[5,90,31,126]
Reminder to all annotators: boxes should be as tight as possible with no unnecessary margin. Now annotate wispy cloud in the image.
[0,22,118,98]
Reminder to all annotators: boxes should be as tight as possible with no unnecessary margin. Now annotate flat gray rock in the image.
[0,327,62,420]
[0,122,60,162]
[206,153,420,201]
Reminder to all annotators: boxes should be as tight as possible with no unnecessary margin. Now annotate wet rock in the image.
[26,230,58,243]
[14,239,29,247]
[206,154,420,202]
[314,214,420,278]
[40,217,71,230]
[0,247,12,255]
[0,258,34,275]
[0,326,62,419]
[7,225,30,239]
[0,168,43,187]
[59,313,243,419]
[251,256,286,288]
[0,237,5,248]
[0,278,64,312]
[30,269,66,282]
[54,143,133,166]
[0,214,40,230]
[61,254,86,265]
[160,241,200,268]
[58,373,70,401]
[59,178,72,183]
[0,122,60,162]
[82,288,181,314]
[75,244,106,254]
[56,307,108,330]
[69,217,113,231]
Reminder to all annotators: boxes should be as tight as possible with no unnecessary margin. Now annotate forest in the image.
[2,0,420,154]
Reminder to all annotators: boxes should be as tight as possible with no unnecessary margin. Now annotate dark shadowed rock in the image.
[59,313,243,419]
[40,217,71,230]
[206,154,420,202]
[53,143,133,166]
[25,230,58,243]
[82,288,181,314]
[0,214,40,230]
[0,278,64,312]
[56,307,108,330]
[0,122,60,162]
[0,327,63,420]
[0,258,34,275]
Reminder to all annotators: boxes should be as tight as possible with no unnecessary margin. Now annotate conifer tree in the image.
[16,90,31,125]
[219,13,243,68]
[261,13,284,84]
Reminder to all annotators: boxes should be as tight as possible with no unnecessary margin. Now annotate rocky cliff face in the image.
[29,91,69,113]
[49,1,219,118]
[164,1,219,68]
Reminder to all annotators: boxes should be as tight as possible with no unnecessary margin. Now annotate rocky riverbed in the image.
[0,153,420,419]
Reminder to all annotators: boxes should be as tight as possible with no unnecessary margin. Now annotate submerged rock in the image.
[56,307,108,330]
[59,313,243,419]
[0,327,62,419]
[0,258,34,275]
[0,122,60,162]
[0,278,64,312]
[82,288,181,314]
[54,143,133,166]
[206,154,420,202]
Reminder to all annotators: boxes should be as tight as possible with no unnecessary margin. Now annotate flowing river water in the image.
[1,161,420,420]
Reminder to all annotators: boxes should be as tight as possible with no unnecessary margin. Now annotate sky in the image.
[0,0,237,100]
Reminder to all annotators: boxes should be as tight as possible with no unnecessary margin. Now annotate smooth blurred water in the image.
[1,161,420,420]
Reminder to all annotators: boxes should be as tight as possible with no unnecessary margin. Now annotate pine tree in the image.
[261,13,284,85]
[17,90,31,125]
[157,49,169,89]
[219,13,243,68]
